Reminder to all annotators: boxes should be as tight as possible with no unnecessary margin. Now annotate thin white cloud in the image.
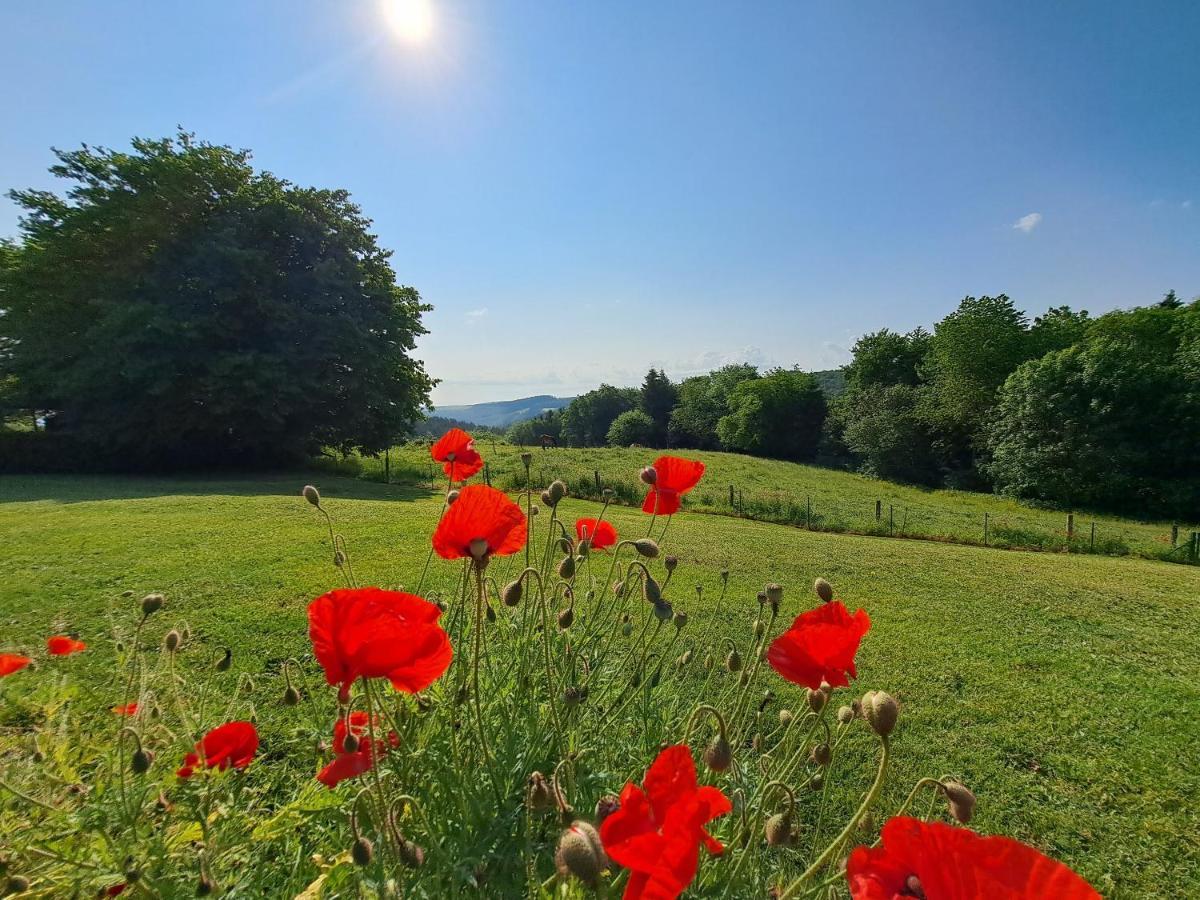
[1012,212,1043,234]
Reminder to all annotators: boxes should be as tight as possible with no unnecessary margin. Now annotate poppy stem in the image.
[470,566,504,803]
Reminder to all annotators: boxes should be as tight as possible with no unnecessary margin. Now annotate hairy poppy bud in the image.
[756,590,768,604]
[485,603,496,624]
[704,652,715,670]
[558,556,576,580]
[779,709,794,727]
[577,539,590,558]
[196,875,216,896]
[352,837,373,866]
[527,771,554,810]
[555,821,607,887]
[664,555,678,573]
[725,648,742,672]
[215,648,232,672]
[703,735,732,773]
[502,580,523,607]
[564,686,582,707]
[521,452,533,467]
[164,630,181,653]
[942,780,976,824]
[548,480,567,504]
[333,550,346,568]
[595,794,620,826]
[7,876,31,894]
[558,537,573,555]
[446,490,460,506]
[131,748,154,775]
[765,583,783,606]
[399,840,425,869]
[652,600,673,622]
[633,538,659,559]
[765,812,796,847]
[540,490,553,506]
[861,690,899,738]
[642,575,662,604]
[621,621,633,637]
[751,732,764,752]
[753,619,765,639]
[837,705,854,724]
[302,485,321,506]
[814,577,834,603]
[672,610,688,630]
[181,626,191,642]
[639,466,657,485]
[676,649,693,667]
[141,593,164,616]
[557,606,574,630]
[283,686,301,707]
[529,505,539,517]
[809,773,824,792]
[807,688,826,714]
[612,579,625,597]
[342,733,360,754]
[720,568,730,582]
[810,742,832,767]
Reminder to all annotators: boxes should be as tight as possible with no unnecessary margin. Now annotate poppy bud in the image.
[753,619,765,638]
[725,648,742,672]
[807,688,826,714]
[7,876,31,894]
[738,670,750,686]
[548,480,567,504]
[121,590,135,598]
[527,771,554,810]
[633,538,659,559]
[837,705,854,724]
[155,791,172,812]
[765,812,796,847]
[758,689,775,712]
[941,780,976,824]
[861,690,899,738]
[613,579,625,596]
[814,578,834,603]
[756,590,768,604]
[652,600,673,622]
[196,876,216,896]
[672,610,688,630]
[642,575,662,604]
[557,606,574,630]
[485,603,496,624]
[765,583,783,606]
[125,867,142,884]
[820,680,833,696]
[558,537,573,555]
[851,698,863,718]
[751,732,764,752]
[521,452,533,467]
[352,837,373,866]
[810,742,832,767]
[502,580,523,607]
[181,626,192,642]
[703,735,732,772]
[343,733,361,753]
[594,794,620,826]
[621,621,633,637]
[540,490,553,506]
[446,489,460,506]
[809,773,824,792]
[564,686,582,707]
[283,686,301,706]
[676,649,693,667]
[131,748,153,775]
[399,840,425,869]
[333,550,346,568]
[779,709,794,727]
[577,539,590,558]
[555,821,607,887]
[664,555,678,573]
[215,648,232,672]
[164,630,181,652]
[558,556,576,580]
[529,505,539,517]
[302,485,321,506]
[141,593,164,616]
[649,667,662,689]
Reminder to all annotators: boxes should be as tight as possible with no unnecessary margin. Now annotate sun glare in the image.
[382,0,434,44]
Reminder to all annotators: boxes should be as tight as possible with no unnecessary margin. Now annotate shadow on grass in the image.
[0,471,432,505]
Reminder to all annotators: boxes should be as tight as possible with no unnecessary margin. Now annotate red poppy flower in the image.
[316,711,400,788]
[847,816,1100,900]
[576,518,618,550]
[432,484,527,562]
[600,744,732,899]
[767,600,870,691]
[106,884,128,897]
[308,587,453,702]
[0,654,31,677]
[112,703,139,716]
[430,427,485,482]
[176,721,259,779]
[47,635,87,656]
[641,456,705,516]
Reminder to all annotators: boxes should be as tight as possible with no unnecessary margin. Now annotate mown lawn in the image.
[340,442,1199,564]
[1,471,1198,896]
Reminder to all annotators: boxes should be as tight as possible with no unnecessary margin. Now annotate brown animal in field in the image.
[540,434,557,449]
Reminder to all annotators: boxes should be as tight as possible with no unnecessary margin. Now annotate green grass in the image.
[1,470,1198,896]
[327,442,1200,565]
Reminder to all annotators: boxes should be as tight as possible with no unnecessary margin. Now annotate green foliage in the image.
[605,408,656,446]
[638,367,678,444]
[559,384,639,447]
[840,384,940,485]
[717,369,827,461]
[0,132,432,468]
[668,364,759,450]
[505,409,564,446]
[843,328,931,390]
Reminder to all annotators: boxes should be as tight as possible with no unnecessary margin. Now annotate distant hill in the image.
[434,395,574,429]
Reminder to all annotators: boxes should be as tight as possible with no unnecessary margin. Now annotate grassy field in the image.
[325,442,1200,566]
[1,469,1198,896]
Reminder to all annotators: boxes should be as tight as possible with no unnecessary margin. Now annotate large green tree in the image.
[638,368,678,445]
[0,133,433,467]
[717,368,827,461]
[559,384,639,447]
[668,364,759,449]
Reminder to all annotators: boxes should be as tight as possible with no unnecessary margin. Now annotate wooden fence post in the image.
[594,470,601,493]
[1090,522,1096,551]
[1067,513,1075,540]
[888,505,894,535]
[384,448,390,484]
[983,512,989,545]
[806,496,812,529]
[730,485,736,508]
[875,500,882,521]
[1192,532,1199,563]
[1171,524,1179,546]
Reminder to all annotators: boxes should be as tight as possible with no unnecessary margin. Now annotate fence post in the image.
[594,470,601,493]
[384,448,390,484]
[1067,513,1075,540]
[888,505,894,535]
[806,496,812,529]
[875,500,882,521]
[739,489,744,512]
[1171,524,1179,546]
[1090,522,1096,551]
[984,512,989,545]
[1192,532,1199,563]
[484,462,491,487]
[730,485,736,508]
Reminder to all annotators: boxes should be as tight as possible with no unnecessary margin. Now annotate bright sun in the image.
[382,0,434,43]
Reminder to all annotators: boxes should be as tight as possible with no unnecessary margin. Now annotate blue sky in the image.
[2,1,1198,405]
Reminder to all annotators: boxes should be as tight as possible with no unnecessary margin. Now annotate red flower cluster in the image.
[432,484,527,563]
[600,744,731,899]
[111,703,139,716]
[47,635,87,656]
[847,816,1100,900]
[176,721,259,779]
[642,456,705,516]
[575,518,618,550]
[767,600,871,690]
[0,653,31,676]
[317,711,399,788]
[430,428,484,482]
[308,587,453,702]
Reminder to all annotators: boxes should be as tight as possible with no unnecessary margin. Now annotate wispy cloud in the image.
[464,307,489,326]
[1012,212,1043,234]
